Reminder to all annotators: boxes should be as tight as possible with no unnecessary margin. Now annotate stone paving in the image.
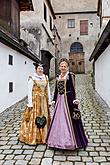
[0,74,110,165]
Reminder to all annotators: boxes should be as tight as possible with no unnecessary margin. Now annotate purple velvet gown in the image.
[46,72,88,150]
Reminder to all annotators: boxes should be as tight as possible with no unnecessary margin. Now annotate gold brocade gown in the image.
[19,76,51,145]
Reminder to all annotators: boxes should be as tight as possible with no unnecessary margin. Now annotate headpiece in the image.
[59,58,69,66]
[33,62,46,68]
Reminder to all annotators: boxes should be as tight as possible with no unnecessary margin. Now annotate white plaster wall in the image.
[0,42,35,113]
[99,0,110,34]
[95,44,110,107]
[102,0,110,17]
[100,18,110,35]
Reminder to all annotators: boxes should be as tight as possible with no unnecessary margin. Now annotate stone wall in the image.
[54,13,100,73]
[20,0,58,78]
[52,0,98,13]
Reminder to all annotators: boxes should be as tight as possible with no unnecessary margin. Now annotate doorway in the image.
[69,42,85,74]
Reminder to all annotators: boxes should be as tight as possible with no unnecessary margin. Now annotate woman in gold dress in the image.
[19,63,51,145]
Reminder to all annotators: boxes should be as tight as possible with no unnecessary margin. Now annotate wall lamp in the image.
[47,25,57,42]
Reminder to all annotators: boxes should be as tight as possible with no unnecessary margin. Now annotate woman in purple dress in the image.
[46,58,88,150]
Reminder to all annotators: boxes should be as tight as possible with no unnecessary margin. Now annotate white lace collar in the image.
[59,71,69,79]
[33,73,45,79]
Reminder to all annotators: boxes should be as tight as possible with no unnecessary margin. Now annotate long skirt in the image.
[19,94,51,145]
[46,94,88,150]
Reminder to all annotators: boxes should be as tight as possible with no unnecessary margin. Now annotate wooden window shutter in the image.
[11,0,19,38]
[0,0,11,30]
[80,20,88,35]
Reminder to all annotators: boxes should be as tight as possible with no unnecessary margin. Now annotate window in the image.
[79,61,82,65]
[9,82,13,93]
[72,62,75,65]
[44,3,47,22]
[80,20,88,35]
[68,19,75,28]
[8,55,13,65]
[50,16,52,31]
[70,42,83,53]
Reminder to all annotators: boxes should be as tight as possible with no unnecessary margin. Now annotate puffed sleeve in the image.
[27,77,33,107]
[53,79,58,102]
[70,72,76,99]
[46,75,51,105]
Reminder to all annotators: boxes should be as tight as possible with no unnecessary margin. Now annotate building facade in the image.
[20,0,61,78]
[51,0,100,73]
[89,0,110,107]
[0,0,40,113]
[98,0,110,33]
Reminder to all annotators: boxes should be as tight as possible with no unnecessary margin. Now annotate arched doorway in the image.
[69,42,85,73]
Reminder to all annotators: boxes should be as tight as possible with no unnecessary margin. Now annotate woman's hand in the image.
[49,101,55,107]
[49,103,52,107]
[73,99,79,105]
[27,104,33,108]
[52,101,55,107]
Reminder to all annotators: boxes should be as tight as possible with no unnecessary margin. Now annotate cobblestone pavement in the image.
[0,74,110,165]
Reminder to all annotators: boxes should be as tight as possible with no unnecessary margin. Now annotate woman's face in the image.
[59,61,69,74]
[36,66,44,76]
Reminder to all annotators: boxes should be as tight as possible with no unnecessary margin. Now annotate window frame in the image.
[8,54,13,65]
[9,82,13,93]
[68,19,75,28]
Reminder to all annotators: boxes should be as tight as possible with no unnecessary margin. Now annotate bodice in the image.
[57,80,65,95]
[33,79,47,95]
